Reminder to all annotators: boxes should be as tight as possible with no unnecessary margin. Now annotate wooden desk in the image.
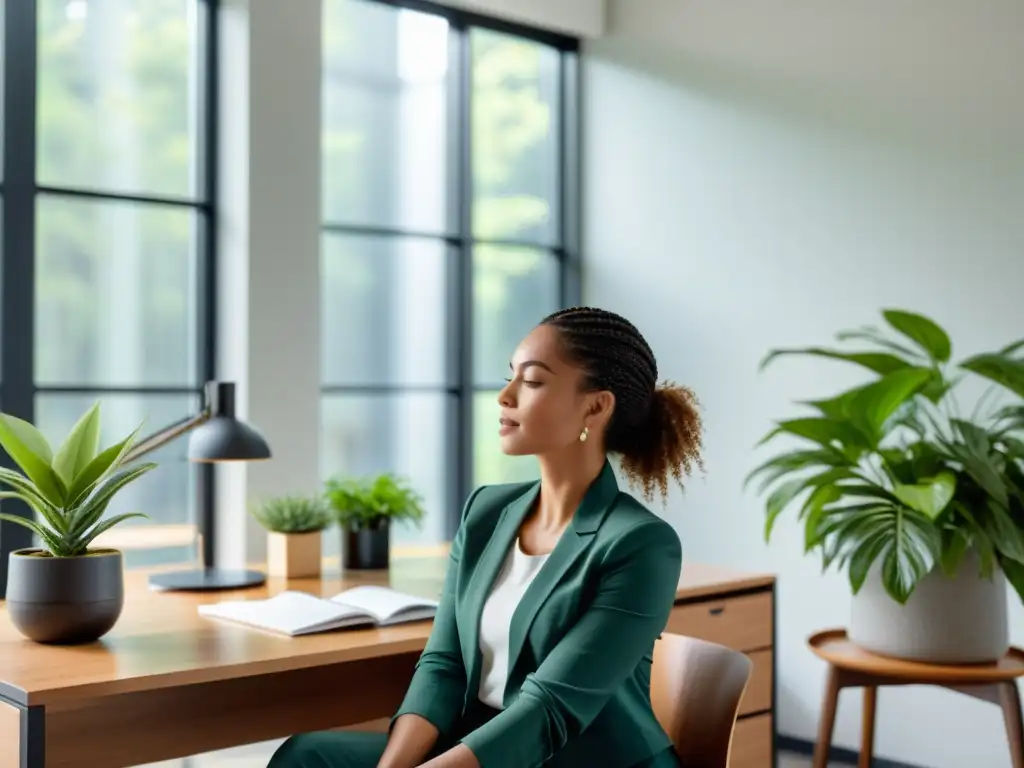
[0,559,775,768]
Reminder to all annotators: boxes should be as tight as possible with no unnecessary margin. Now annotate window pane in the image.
[473,390,539,487]
[322,233,451,387]
[321,393,449,546]
[473,246,560,384]
[36,195,199,387]
[472,29,560,245]
[322,0,450,232]
[34,392,199,567]
[37,0,202,198]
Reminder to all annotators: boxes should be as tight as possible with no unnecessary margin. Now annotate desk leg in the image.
[812,666,840,768]
[20,705,45,768]
[999,682,1024,768]
[859,686,876,768]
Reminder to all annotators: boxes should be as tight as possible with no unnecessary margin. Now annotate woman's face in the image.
[496,324,613,457]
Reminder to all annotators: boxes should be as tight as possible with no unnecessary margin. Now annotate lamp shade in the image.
[187,418,271,462]
[186,381,271,462]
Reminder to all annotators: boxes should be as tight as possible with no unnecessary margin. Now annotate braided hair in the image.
[541,306,704,501]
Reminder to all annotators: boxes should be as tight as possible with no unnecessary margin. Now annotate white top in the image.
[477,538,551,709]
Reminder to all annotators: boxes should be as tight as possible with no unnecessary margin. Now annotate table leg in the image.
[812,665,841,768]
[859,686,876,768]
[22,704,45,768]
[999,682,1024,768]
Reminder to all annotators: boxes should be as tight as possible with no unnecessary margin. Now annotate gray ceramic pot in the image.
[6,548,125,644]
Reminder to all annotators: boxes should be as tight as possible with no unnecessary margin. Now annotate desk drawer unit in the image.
[666,587,776,768]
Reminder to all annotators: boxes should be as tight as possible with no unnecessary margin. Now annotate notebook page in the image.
[199,591,370,636]
[331,586,438,624]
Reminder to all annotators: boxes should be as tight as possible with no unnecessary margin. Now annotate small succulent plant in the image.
[250,494,332,534]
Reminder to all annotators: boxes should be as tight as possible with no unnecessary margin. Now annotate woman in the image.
[269,307,704,768]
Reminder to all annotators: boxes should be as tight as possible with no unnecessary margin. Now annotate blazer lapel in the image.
[503,461,621,698]
[462,481,540,700]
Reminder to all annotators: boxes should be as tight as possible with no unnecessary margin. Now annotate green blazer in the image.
[393,461,683,768]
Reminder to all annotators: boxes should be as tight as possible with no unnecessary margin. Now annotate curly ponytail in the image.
[541,307,705,501]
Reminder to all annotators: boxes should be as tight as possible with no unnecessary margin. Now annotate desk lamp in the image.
[124,381,271,592]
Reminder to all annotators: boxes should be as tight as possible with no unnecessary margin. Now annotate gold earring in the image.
[579,426,589,442]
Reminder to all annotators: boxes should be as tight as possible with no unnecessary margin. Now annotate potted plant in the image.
[324,472,426,570]
[749,309,1024,663]
[250,494,331,579]
[0,403,155,644]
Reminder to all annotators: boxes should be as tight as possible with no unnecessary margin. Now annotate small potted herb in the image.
[250,495,331,579]
[0,403,155,644]
[324,473,426,570]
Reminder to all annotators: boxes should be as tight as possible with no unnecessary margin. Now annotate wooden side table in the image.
[809,628,1024,768]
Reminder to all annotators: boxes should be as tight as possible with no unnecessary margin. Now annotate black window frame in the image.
[0,0,220,596]
[320,0,582,540]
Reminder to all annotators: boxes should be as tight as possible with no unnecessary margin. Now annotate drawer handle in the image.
[708,606,725,616]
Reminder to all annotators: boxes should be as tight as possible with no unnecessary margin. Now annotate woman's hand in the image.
[416,744,481,768]
[376,714,440,768]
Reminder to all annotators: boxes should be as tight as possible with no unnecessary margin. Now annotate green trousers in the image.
[267,731,682,768]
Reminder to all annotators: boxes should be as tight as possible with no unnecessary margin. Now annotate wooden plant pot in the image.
[267,531,322,579]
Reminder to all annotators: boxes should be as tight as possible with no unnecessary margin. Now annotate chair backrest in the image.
[650,632,754,768]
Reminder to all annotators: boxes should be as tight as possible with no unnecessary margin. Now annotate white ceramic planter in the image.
[849,549,1009,664]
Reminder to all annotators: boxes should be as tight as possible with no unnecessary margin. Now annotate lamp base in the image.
[148,568,267,592]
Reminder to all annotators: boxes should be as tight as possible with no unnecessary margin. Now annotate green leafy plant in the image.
[324,472,426,531]
[749,309,1024,604]
[250,494,331,534]
[0,403,154,557]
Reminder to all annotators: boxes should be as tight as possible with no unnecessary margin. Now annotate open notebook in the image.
[198,586,439,637]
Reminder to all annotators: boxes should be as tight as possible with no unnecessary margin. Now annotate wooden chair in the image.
[651,632,754,768]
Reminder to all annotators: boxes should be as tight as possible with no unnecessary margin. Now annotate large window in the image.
[0,0,217,579]
[320,0,580,545]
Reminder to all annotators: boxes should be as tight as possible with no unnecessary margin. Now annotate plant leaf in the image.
[954,503,997,578]
[882,309,952,363]
[0,489,67,538]
[52,402,101,488]
[758,417,870,454]
[1001,558,1024,604]
[763,468,857,542]
[67,463,157,540]
[960,353,1024,399]
[937,429,1008,509]
[939,526,971,577]
[848,526,890,594]
[1002,436,1024,461]
[759,347,910,375]
[803,485,842,551]
[893,471,957,520]
[0,414,65,506]
[65,425,143,508]
[848,367,934,442]
[0,467,68,534]
[818,503,940,602]
[802,387,864,421]
[835,327,926,360]
[1000,338,1024,356]
[71,512,148,554]
[0,511,66,555]
[744,448,849,492]
[983,501,1024,564]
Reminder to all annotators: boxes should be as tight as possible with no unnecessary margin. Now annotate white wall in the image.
[584,2,1024,766]
[433,0,605,38]
[217,0,323,566]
